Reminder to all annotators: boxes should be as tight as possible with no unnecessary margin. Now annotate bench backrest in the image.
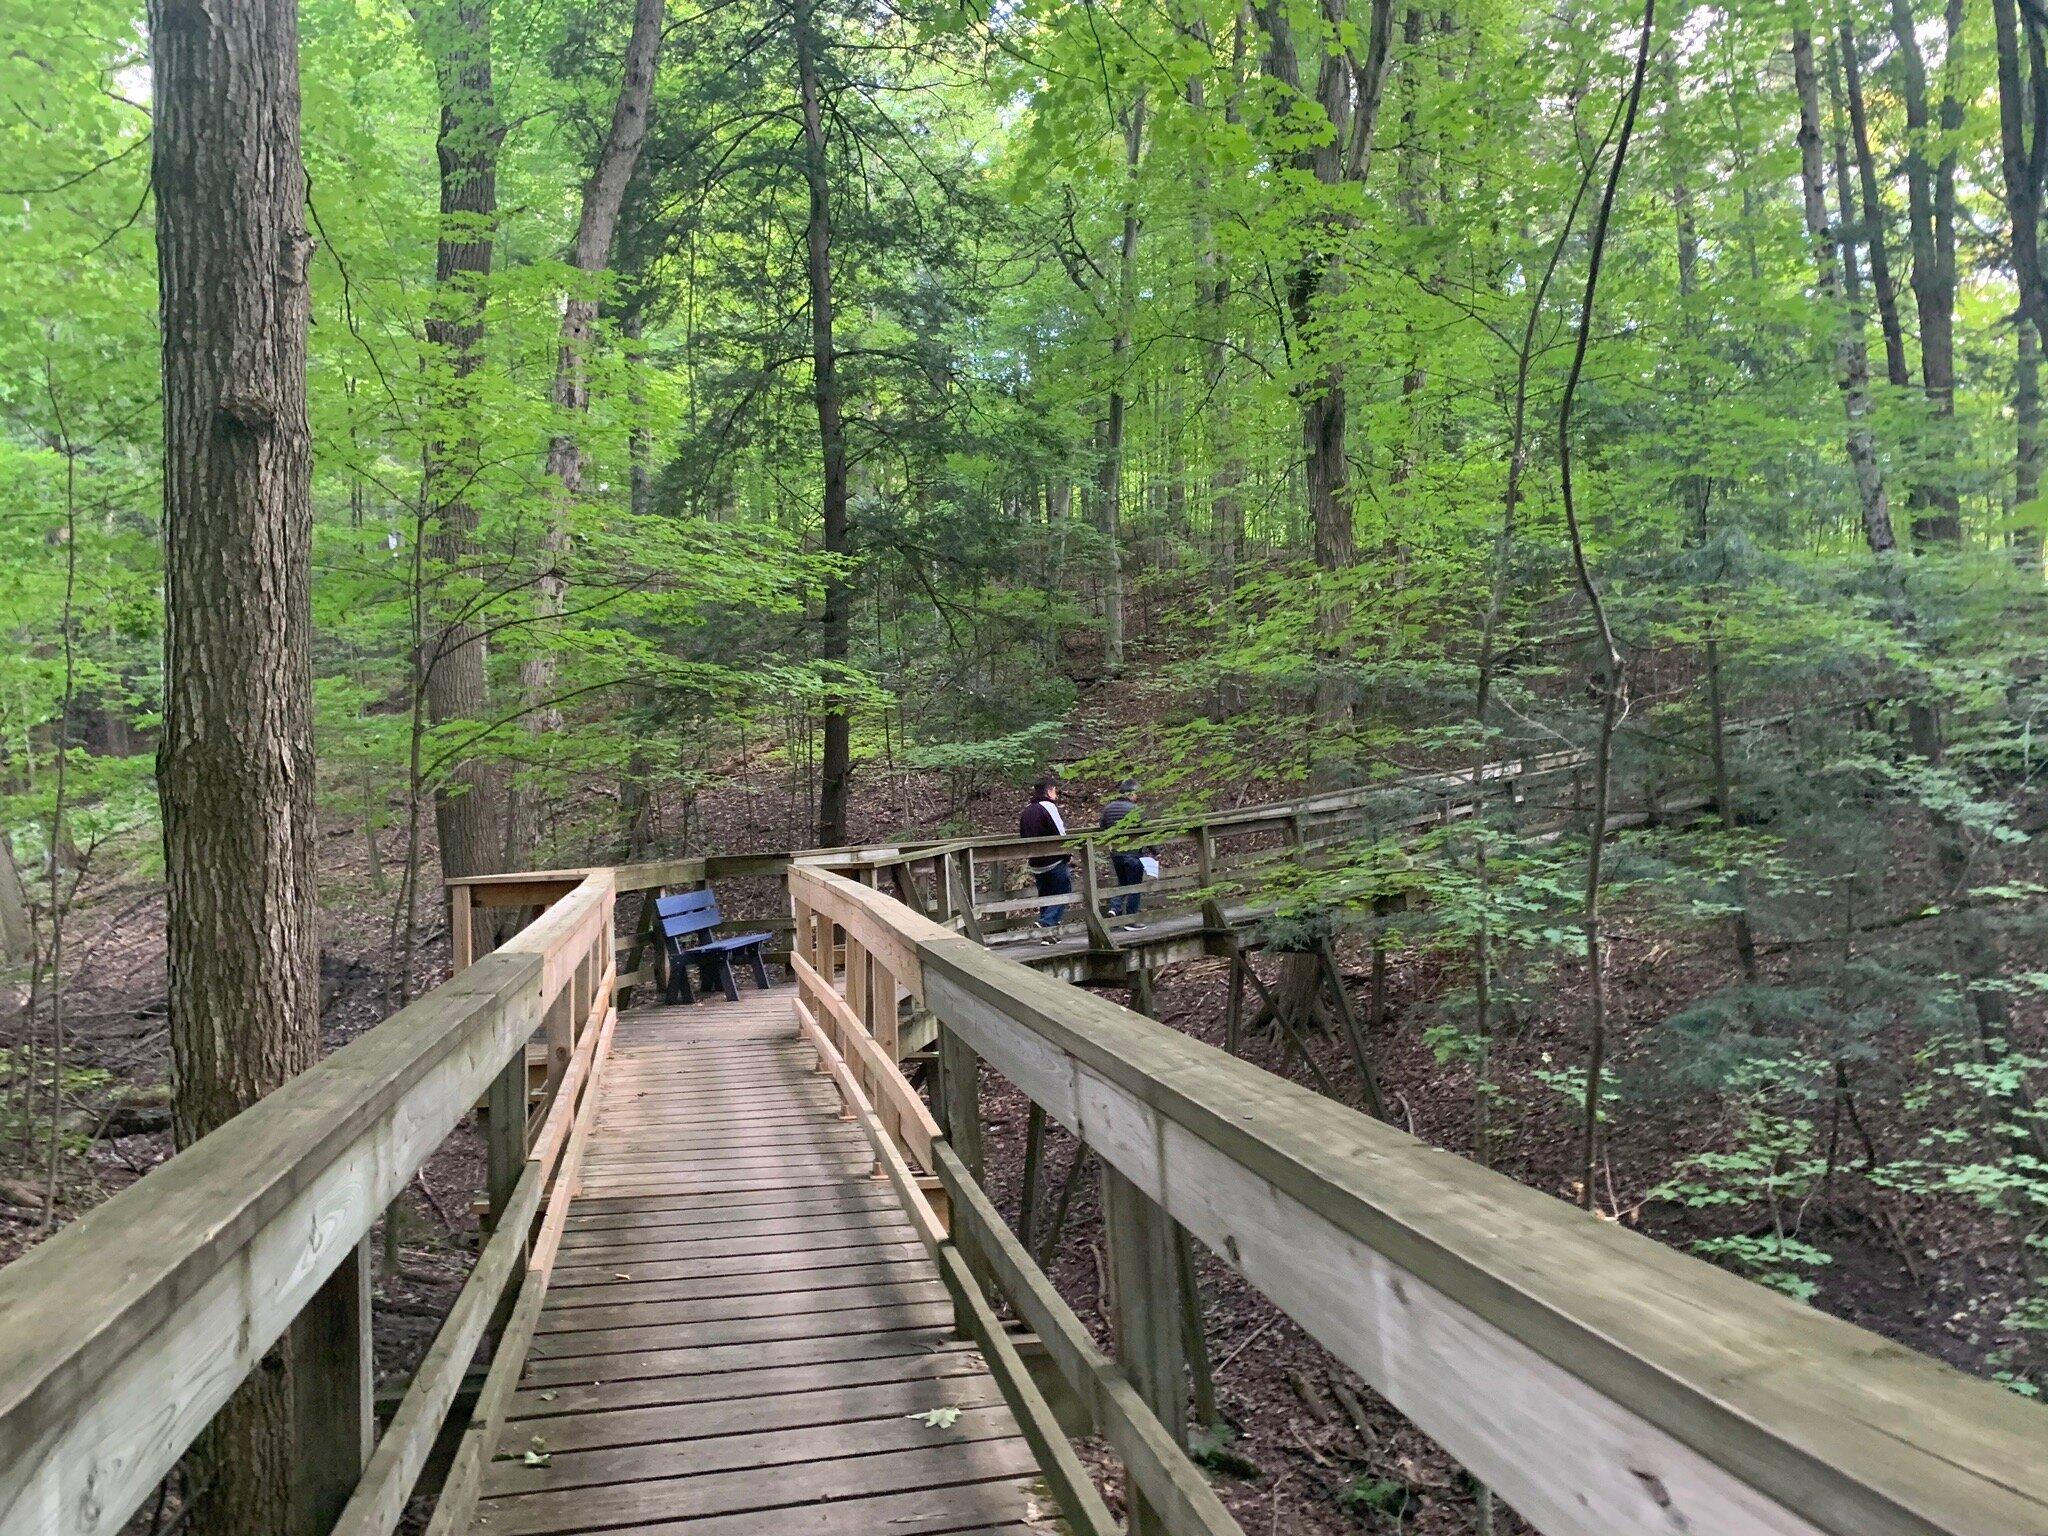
[656,888,722,940]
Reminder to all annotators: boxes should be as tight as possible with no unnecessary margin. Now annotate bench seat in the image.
[655,889,775,1004]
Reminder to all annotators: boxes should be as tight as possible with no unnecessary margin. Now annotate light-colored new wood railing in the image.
[788,859,2048,1536]
[0,871,619,1536]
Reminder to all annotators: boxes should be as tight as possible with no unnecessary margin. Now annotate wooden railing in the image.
[788,859,2048,1536]
[0,870,618,1536]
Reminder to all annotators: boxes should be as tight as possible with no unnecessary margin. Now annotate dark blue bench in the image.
[656,889,775,1004]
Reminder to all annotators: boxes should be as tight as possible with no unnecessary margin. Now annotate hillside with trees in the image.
[2,0,2047,1528]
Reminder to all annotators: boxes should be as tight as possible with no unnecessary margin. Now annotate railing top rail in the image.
[789,861,2048,1536]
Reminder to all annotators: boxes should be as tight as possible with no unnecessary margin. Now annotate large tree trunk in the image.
[419,0,503,923]
[1889,0,1964,544]
[509,0,666,863]
[149,0,323,1530]
[793,0,851,847]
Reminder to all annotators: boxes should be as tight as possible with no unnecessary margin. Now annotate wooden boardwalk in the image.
[472,984,1056,1536]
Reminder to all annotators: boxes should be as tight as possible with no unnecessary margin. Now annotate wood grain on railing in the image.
[790,860,2048,1536]
[0,872,618,1536]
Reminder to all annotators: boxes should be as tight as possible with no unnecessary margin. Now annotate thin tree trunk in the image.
[1096,93,1146,674]
[1793,28,1900,560]
[1187,18,1245,591]
[150,0,321,1529]
[1560,0,1653,1212]
[1889,0,1964,543]
[418,0,503,934]
[1839,23,1911,389]
[794,0,852,847]
[510,0,666,863]
[2019,317,2044,575]
[1673,51,1762,984]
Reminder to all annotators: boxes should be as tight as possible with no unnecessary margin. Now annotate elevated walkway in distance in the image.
[470,983,1056,1536]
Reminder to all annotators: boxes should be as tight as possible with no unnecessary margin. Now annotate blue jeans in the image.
[1033,862,1071,926]
[1109,852,1146,916]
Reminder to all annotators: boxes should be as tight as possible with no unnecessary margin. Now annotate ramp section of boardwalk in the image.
[471,985,1055,1536]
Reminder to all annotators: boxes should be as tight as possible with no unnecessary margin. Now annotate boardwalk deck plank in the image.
[470,986,1052,1536]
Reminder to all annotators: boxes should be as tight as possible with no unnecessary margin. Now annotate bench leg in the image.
[673,961,696,1006]
[749,948,771,991]
[719,953,741,1003]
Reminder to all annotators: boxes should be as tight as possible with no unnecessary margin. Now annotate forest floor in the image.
[5,638,2043,1534]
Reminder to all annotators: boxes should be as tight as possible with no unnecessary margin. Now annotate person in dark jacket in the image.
[1019,779,1070,928]
[1099,778,1154,916]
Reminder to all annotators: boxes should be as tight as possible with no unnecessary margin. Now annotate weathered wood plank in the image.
[503,1330,973,1419]
[544,1256,940,1308]
[521,1300,957,1375]
[593,1480,1045,1536]
[533,1277,950,1336]
[483,1400,1023,1502]
[497,1352,993,1453]
[474,1437,1042,1536]
[551,1239,929,1282]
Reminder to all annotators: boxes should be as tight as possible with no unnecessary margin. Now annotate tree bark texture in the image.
[420,0,503,907]
[150,0,321,1529]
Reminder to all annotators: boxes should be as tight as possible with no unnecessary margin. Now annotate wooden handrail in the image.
[0,871,618,1536]
[789,861,2048,1536]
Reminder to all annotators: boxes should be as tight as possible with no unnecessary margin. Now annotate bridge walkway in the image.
[470,983,1056,1536]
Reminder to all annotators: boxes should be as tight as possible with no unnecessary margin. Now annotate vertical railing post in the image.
[934,1019,991,1324]
[620,883,661,1008]
[1101,1165,1186,1536]
[543,984,573,1095]
[484,1055,525,1234]
[1079,841,1117,950]
[451,882,474,973]
[843,935,868,1126]
[290,1238,373,1535]
[953,850,985,942]
[1196,825,1229,933]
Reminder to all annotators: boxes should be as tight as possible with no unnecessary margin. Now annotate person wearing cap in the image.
[1018,778,1071,928]
[1099,779,1154,916]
